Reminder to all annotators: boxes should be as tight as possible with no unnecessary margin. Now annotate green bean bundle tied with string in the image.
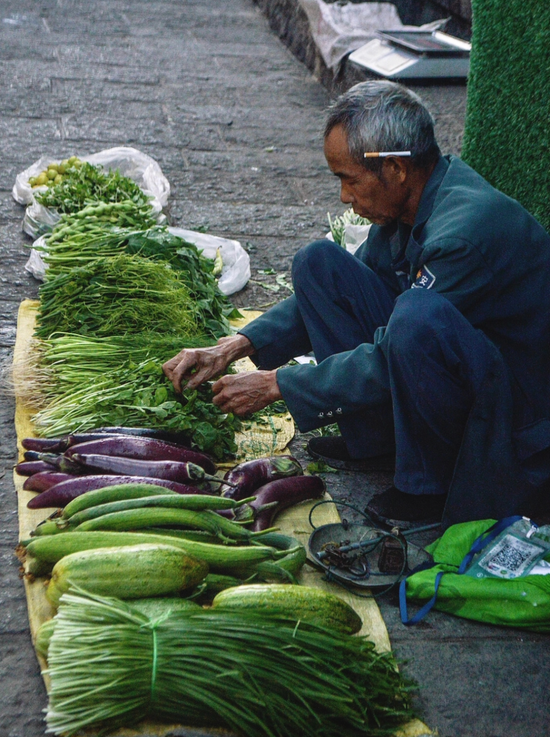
[45,589,416,737]
[35,254,199,340]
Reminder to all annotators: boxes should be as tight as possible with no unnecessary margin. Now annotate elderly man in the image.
[164,80,550,529]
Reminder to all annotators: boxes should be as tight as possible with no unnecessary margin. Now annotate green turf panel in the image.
[461,0,550,231]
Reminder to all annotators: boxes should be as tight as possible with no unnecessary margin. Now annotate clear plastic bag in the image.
[13,147,170,238]
[166,227,251,296]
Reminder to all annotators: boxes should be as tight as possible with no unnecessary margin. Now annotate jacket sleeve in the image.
[276,326,391,433]
[238,295,312,370]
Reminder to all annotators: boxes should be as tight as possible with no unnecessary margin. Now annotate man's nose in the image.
[340,184,353,204]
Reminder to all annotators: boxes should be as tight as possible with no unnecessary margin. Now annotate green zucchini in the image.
[46,543,208,607]
[62,493,246,529]
[212,584,363,634]
[141,528,220,544]
[62,483,179,518]
[23,531,282,574]
[72,508,272,542]
[237,533,307,582]
[194,573,246,604]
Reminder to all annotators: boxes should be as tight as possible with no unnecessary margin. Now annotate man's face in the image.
[324,124,407,226]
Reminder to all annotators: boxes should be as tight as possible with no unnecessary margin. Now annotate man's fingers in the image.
[162,352,200,393]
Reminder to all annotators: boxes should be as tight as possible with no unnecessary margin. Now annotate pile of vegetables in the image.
[34,159,152,213]
[18,437,411,733]
[24,157,242,458]
[36,254,199,339]
[39,590,414,736]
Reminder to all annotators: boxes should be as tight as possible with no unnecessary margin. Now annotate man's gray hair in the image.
[325,80,440,173]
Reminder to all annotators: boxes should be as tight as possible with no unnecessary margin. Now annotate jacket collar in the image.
[412,155,451,229]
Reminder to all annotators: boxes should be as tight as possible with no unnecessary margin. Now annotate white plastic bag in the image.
[167,227,251,296]
[25,227,251,296]
[325,223,372,255]
[298,0,448,70]
[297,0,402,69]
[13,147,170,238]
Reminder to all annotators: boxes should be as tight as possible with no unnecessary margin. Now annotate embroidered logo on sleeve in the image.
[411,265,436,289]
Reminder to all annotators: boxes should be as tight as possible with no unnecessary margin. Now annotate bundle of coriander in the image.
[35,254,199,340]
[31,359,239,459]
[45,590,415,737]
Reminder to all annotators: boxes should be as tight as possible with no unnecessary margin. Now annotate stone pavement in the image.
[0,2,547,736]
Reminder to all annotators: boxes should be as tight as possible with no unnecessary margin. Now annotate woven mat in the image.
[13,299,431,737]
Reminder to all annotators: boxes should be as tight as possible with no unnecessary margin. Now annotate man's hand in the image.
[162,334,254,393]
[212,370,282,416]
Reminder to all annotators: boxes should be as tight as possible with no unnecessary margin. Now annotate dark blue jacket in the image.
[241,156,550,522]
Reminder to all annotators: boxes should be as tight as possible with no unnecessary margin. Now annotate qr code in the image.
[480,534,543,578]
[490,543,532,572]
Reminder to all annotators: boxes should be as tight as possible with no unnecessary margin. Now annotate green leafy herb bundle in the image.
[36,161,152,214]
[35,254,199,340]
[125,229,242,338]
[39,332,215,389]
[45,590,415,737]
[32,359,239,459]
[41,220,239,338]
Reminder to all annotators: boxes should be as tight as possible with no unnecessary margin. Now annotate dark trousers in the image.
[292,240,503,497]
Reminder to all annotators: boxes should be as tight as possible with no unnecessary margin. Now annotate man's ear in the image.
[382,156,408,184]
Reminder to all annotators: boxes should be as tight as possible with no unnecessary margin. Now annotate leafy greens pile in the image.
[29,161,243,459]
[36,161,152,214]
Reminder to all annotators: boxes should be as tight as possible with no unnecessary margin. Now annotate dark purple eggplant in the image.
[249,475,326,531]
[26,474,210,510]
[64,436,216,474]
[89,426,192,445]
[15,460,58,477]
[22,437,68,453]
[23,472,73,493]
[70,453,223,485]
[222,456,303,500]
[23,452,85,474]
[22,432,138,454]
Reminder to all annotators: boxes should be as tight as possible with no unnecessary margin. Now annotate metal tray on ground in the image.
[308,522,433,590]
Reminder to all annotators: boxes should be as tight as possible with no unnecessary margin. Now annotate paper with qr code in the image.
[476,534,547,579]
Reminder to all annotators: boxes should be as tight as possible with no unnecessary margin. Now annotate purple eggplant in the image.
[15,460,58,477]
[23,472,73,493]
[70,453,223,485]
[22,437,68,453]
[89,426,192,445]
[23,452,85,474]
[222,456,303,500]
[64,436,216,474]
[249,475,326,531]
[22,432,138,454]
[26,474,210,510]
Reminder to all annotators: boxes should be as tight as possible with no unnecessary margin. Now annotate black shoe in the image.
[307,436,395,471]
[365,486,446,528]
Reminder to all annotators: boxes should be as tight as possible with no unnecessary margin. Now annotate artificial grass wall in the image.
[461,0,550,232]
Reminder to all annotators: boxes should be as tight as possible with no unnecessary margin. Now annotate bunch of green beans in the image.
[45,591,415,737]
